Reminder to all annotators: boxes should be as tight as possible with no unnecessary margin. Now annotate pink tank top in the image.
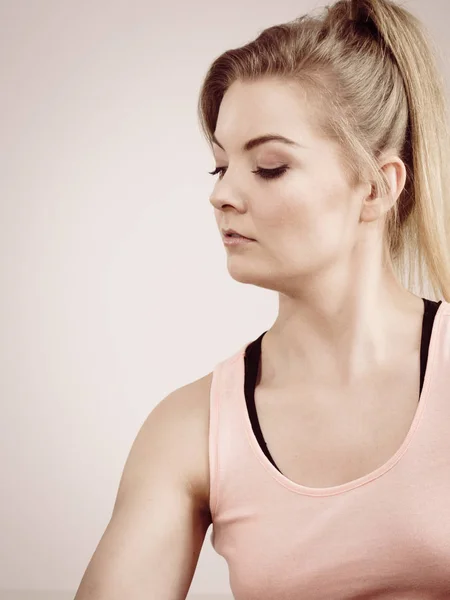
[208,300,450,599]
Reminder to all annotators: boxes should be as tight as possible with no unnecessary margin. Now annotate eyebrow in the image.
[211,133,303,152]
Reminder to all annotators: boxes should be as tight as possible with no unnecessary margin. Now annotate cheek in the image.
[255,182,353,258]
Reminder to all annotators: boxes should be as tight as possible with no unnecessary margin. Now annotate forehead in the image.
[212,79,357,188]
[213,78,321,151]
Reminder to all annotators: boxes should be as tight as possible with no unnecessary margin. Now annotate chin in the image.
[226,263,278,291]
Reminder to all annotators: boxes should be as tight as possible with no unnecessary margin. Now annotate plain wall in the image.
[1,0,448,597]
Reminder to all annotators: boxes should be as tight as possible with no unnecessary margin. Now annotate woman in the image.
[75,0,450,598]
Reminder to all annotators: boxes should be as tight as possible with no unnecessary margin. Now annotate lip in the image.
[223,235,255,247]
[222,228,255,240]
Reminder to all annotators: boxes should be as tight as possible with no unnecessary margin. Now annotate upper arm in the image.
[74,374,213,600]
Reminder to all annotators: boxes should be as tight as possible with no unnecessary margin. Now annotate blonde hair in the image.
[197,0,450,301]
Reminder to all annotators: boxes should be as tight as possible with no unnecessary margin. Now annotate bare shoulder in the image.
[173,371,214,514]
[74,372,215,599]
[140,370,214,518]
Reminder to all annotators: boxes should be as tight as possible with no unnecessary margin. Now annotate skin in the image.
[73,77,430,599]
[209,77,425,394]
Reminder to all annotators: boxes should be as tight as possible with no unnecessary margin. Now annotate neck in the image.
[262,245,424,388]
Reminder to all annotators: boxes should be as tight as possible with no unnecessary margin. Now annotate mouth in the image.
[222,233,256,246]
[225,233,252,240]
[222,229,255,241]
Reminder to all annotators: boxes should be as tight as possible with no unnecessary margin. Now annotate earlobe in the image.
[360,196,381,223]
[359,182,382,223]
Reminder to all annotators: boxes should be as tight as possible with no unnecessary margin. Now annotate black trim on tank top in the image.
[243,297,442,474]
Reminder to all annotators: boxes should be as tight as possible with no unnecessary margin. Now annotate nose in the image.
[210,190,247,212]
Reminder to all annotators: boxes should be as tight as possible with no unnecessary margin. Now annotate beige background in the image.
[1,0,448,598]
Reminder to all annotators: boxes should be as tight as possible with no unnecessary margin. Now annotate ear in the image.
[360,155,407,223]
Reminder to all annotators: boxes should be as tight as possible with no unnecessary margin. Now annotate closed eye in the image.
[208,165,289,180]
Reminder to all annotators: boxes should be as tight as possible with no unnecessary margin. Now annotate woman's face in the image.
[209,78,377,296]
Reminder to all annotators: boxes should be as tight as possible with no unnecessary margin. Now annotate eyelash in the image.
[208,165,289,180]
